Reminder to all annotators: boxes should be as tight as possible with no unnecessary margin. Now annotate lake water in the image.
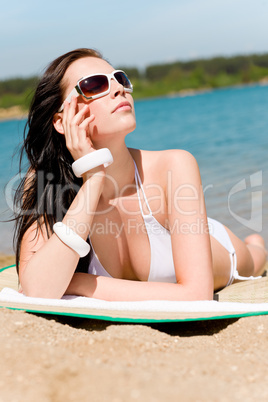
[0,84,268,253]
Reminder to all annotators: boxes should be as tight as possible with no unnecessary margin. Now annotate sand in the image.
[0,254,268,401]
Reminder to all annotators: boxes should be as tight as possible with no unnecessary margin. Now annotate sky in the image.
[1,0,268,80]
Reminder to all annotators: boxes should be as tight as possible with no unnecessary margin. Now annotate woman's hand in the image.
[62,96,96,161]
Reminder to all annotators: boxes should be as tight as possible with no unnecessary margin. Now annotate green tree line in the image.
[1,53,268,110]
[0,76,38,110]
[121,53,268,99]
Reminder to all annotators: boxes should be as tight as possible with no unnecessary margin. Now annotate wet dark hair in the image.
[13,48,103,273]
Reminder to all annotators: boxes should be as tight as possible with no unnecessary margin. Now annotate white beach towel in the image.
[1,287,268,322]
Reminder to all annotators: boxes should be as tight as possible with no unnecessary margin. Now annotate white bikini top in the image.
[88,161,259,286]
[88,161,176,282]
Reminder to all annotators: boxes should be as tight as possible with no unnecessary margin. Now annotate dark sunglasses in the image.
[59,70,133,112]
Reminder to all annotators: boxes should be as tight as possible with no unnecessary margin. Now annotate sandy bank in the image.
[0,106,27,121]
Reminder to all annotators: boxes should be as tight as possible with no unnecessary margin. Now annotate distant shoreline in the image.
[1,78,267,122]
[0,106,27,122]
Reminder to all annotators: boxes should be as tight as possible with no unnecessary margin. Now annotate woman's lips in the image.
[112,101,132,113]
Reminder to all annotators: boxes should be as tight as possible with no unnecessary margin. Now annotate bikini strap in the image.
[226,250,262,286]
[133,160,152,217]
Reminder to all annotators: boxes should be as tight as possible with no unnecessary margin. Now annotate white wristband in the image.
[72,148,113,178]
[53,222,90,258]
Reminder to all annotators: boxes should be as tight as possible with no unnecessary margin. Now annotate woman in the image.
[14,48,267,300]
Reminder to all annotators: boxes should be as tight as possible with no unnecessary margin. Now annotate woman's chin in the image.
[93,120,136,140]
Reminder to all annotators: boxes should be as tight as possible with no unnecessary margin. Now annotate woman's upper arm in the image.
[165,150,214,298]
[19,221,49,276]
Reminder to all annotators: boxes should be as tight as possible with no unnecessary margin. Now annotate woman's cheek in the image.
[89,106,110,132]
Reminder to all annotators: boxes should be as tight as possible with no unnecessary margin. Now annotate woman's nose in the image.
[110,78,125,98]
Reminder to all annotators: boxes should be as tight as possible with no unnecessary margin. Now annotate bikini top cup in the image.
[88,161,176,282]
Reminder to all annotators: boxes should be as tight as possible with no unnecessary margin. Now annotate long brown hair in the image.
[14,48,103,273]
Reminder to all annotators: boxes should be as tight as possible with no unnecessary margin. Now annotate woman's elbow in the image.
[22,288,64,299]
[178,281,214,301]
[20,278,64,299]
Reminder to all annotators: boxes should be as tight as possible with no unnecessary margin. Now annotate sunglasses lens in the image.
[114,72,132,89]
[79,75,109,98]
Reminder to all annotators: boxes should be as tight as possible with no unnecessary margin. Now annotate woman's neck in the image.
[99,141,136,201]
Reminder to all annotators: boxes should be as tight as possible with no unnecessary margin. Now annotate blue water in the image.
[0,84,268,253]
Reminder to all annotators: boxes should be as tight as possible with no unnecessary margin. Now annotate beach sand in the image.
[0,254,268,401]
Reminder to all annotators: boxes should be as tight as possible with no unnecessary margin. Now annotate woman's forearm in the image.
[20,172,105,299]
[66,272,214,301]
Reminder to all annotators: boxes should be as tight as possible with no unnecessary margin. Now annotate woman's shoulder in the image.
[129,148,197,172]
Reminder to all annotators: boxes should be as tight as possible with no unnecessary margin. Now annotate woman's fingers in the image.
[62,97,76,122]
[62,98,75,144]
[79,113,95,129]
[61,97,96,160]
[76,114,96,150]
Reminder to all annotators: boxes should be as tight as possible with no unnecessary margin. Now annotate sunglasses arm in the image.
[58,87,80,112]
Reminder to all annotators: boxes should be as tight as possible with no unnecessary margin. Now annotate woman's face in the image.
[61,57,136,142]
